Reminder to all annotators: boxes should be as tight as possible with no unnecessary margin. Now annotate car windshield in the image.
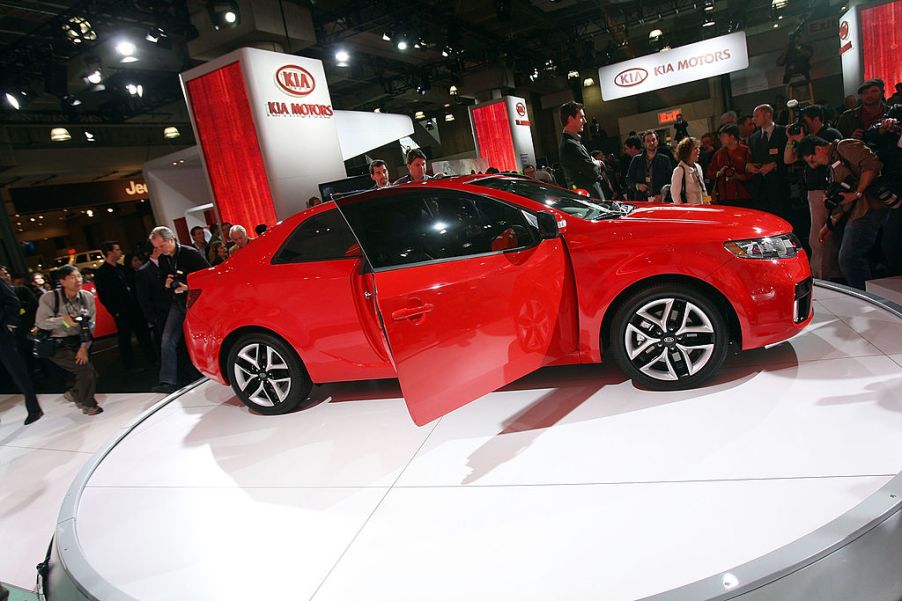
[52,256,71,267]
[471,177,633,220]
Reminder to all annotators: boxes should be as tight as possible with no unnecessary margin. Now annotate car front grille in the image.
[794,277,813,323]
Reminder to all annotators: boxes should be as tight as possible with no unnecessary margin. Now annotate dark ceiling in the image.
[0,0,828,152]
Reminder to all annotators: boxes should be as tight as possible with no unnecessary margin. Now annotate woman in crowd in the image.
[29,271,51,297]
[670,137,708,204]
[707,124,753,207]
[209,241,229,266]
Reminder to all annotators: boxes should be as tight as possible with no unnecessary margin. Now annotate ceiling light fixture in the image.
[163,126,180,139]
[445,113,455,122]
[703,15,715,27]
[567,70,580,80]
[126,83,144,97]
[208,1,241,30]
[50,127,72,142]
[116,40,136,56]
[414,110,425,120]
[397,39,408,50]
[62,16,96,45]
[704,0,715,12]
[84,131,95,142]
[449,84,459,96]
[583,77,595,87]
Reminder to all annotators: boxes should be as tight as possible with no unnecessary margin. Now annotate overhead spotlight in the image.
[414,110,425,120]
[703,0,715,12]
[703,15,715,27]
[335,49,350,67]
[208,1,240,30]
[61,16,96,45]
[567,70,580,80]
[60,95,82,108]
[126,83,144,97]
[107,207,114,213]
[771,0,789,8]
[373,107,382,113]
[116,40,136,56]
[773,22,779,28]
[649,28,664,42]
[382,30,392,41]
[86,209,94,217]
[583,77,595,87]
[449,84,459,96]
[397,39,408,50]
[544,59,556,71]
[528,67,540,82]
[84,69,103,85]
[4,91,25,110]
[442,45,451,57]
[163,126,180,139]
[145,27,167,43]
[445,113,455,122]
[84,131,95,142]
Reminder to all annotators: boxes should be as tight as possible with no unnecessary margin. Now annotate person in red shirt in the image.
[707,125,754,208]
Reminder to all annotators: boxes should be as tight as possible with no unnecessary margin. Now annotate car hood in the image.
[619,203,792,238]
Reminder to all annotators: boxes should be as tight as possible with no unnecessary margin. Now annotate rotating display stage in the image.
[49,283,902,601]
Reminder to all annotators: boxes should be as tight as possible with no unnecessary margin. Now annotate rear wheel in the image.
[610,284,729,390]
[226,333,312,415]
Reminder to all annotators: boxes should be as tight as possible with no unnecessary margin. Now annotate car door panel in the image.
[372,239,570,425]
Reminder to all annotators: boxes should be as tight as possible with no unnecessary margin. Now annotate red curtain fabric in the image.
[471,103,517,172]
[861,1,902,93]
[185,62,277,232]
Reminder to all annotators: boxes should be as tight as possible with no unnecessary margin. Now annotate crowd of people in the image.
[0,223,259,425]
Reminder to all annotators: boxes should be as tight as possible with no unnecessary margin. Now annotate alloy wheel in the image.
[232,342,293,408]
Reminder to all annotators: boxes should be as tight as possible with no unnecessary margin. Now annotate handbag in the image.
[30,290,61,359]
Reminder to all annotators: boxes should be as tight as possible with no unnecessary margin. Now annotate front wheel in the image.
[226,333,312,415]
[609,284,729,390]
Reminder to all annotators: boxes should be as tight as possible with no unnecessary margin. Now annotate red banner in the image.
[186,62,277,232]
[471,103,517,173]
[861,1,902,95]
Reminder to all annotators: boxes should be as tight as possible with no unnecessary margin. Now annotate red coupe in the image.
[184,176,812,425]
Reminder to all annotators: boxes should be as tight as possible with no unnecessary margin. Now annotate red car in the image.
[185,176,812,425]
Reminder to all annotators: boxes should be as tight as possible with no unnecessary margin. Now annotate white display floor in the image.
[4,285,902,599]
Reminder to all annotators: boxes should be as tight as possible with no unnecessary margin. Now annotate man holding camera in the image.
[785,105,842,279]
[149,226,210,394]
[35,265,102,415]
[796,135,886,290]
[865,104,902,276]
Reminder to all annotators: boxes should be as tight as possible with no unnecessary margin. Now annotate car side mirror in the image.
[536,211,559,240]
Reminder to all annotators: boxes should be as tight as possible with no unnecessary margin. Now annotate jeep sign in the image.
[598,32,749,100]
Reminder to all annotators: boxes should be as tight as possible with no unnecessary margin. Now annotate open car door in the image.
[334,188,576,425]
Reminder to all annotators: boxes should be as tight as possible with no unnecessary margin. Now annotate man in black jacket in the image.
[626,131,674,201]
[0,264,42,424]
[558,101,606,199]
[747,104,790,217]
[135,245,171,354]
[149,226,210,393]
[94,241,154,371]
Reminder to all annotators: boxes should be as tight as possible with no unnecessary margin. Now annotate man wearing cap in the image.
[837,79,888,140]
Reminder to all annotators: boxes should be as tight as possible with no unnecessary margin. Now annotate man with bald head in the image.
[746,103,789,217]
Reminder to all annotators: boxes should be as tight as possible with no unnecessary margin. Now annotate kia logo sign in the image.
[839,20,849,40]
[515,102,527,117]
[614,68,648,88]
[275,65,316,97]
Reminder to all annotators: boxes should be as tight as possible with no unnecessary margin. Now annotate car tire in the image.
[226,333,312,415]
[609,283,729,391]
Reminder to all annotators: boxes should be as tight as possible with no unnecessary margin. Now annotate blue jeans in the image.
[159,303,186,386]
[839,209,888,290]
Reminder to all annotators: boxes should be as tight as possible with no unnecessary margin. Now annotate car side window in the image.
[339,190,539,270]
[272,208,360,264]
[76,253,88,263]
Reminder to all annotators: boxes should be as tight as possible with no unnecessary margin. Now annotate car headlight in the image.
[724,233,800,260]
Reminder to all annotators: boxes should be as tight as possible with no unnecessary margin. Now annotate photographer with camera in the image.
[797,135,886,290]
[149,226,210,394]
[837,79,888,140]
[34,265,103,415]
[865,103,902,276]
[707,124,753,207]
[784,105,842,279]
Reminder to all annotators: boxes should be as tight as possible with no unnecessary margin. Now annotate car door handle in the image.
[391,303,434,321]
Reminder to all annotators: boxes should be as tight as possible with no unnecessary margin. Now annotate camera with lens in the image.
[168,269,186,291]
[72,313,92,343]
[824,180,853,212]
[786,99,805,136]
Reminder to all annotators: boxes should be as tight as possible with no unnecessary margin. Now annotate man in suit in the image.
[558,101,606,199]
[747,104,790,217]
[0,264,43,425]
[135,245,171,355]
[94,240,154,372]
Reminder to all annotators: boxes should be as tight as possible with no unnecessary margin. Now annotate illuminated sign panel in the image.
[598,32,749,100]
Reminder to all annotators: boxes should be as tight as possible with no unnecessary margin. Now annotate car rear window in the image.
[272,208,359,264]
